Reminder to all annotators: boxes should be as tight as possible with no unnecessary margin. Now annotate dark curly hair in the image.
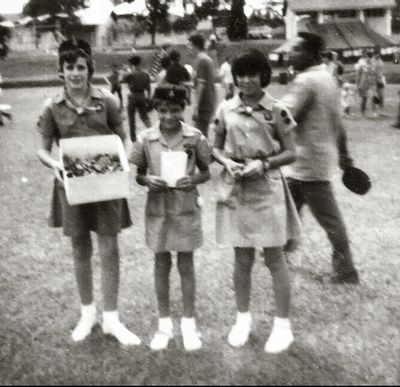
[231,48,272,88]
[58,48,95,79]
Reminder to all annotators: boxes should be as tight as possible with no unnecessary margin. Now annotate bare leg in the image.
[234,247,255,312]
[155,252,172,317]
[177,251,195,318]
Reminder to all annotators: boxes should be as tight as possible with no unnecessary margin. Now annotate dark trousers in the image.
[127,93,150,142]
[111,85,123,108]
[287,178,357,275]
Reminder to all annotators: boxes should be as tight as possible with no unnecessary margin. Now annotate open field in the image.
[0,84,400,384]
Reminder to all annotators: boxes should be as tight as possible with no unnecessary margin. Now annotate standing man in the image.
[281,32,359,284]
[120,55,152,142]
[165,50,191,103]
[189,33,216,137]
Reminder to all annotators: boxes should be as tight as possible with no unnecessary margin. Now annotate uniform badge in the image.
[168,89,175,98]
[263,110,273,121]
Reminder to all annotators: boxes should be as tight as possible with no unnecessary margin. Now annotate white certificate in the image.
[161,151,188,187]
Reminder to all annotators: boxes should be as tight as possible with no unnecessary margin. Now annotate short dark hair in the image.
[59,48,95,79]
[231,48,272,88]
[160,55,171,69]
[298,32,325,59]
[128,55,141,66]
[169,50,181,62]
[189,34,205,50]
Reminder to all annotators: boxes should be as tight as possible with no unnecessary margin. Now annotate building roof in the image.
[287,0,396,12]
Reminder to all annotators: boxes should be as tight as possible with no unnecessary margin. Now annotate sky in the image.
[0,0,27,14]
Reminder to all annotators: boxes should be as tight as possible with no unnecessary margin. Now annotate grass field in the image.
[0,83,400,385]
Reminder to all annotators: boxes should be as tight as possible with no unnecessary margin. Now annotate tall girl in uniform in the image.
[212,49,301,353]
[132,85,211,351]
[36,39,141,346]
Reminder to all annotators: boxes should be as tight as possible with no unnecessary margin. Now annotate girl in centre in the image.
[131,85,211,351]
[212,49,301,353]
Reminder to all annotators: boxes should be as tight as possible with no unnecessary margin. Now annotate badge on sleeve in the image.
[263,110,273,122]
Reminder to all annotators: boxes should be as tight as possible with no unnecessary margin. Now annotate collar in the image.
[147,121,196,143]
[228,91,276,113]
[54,86,103,104]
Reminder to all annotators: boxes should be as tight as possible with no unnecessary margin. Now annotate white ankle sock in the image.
[265,316,293,354]
[181,317,202,351]
[71,303,96,342]
[236,311,252,325]
[102,311,141,346]
[158,317,173,336]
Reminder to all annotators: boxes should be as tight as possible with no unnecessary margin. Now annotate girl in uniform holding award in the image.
[132,85,211,351]
[36,39,141,346]
[212,49,301,353]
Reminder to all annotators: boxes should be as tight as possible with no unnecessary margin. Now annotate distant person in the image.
[340,82,356,118]
[282,32,360,284]
[166,50,191,103]
[189,33,217,137]
[219,54,235,100]
[0,74,12,126]
[120,54,152,142]
[207,35,218,66]
[372,46,386,116]
[356,51,377,117]
[105,64,123,109]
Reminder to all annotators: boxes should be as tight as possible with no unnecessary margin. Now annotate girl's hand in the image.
[240,159,264,178]
[176,175,195,191]
[145,175,168,191]
[53,160,64,187]
[224,159,244,180]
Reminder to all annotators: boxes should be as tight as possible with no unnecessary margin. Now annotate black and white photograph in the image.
[0,0,399,384]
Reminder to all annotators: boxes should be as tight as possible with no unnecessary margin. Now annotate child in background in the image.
[340,82,356,118]
[36,39,140,346]
[131,85,211,351]
[105,63,123,109]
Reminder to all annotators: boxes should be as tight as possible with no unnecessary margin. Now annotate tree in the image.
[227,0,247,41]
[392,0,400,33]
[23,0,87,18]
[0,16,12,59]
[127,0,169,45]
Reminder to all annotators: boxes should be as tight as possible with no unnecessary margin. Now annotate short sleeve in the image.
[195,134,212,171]
[210,103,226,136]
[131,133,147,169]
[104,92,125,140]
[280,75,313,121]
[37,104,57,139]
[273,102,297,136]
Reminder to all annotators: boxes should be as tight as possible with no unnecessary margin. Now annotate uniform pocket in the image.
[146,192,166,217]
[173,190,198,215]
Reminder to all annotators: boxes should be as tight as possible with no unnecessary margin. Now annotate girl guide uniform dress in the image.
[37,87,132,236]
[212,92,301,247]
[132,122,212,253]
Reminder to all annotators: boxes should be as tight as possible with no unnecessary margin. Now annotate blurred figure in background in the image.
[189,33,216,138]
[219,54,235,100]
[372,46,386,117]
[105,64,123,109]
[155,55,171,86]
[356,51,377,117]
[120,55,152,142]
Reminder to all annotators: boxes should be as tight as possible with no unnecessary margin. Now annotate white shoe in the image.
[228,312,252,348]
[102,311,141,346]
[71,303,97,342]
[181,317,202,351]
[150,317,173,351]
[264,317,294,354]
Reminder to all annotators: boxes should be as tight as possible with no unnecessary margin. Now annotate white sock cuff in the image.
[237,311,251,322]
[103,310,119,323]
[159,317,173,331]
[274,316,291,329]
[81,303,96,315]
[181,317,196,329]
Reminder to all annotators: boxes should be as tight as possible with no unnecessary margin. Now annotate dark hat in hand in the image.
[59,38,92,57]
[342,166,371,195]
[153,85,187,104]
